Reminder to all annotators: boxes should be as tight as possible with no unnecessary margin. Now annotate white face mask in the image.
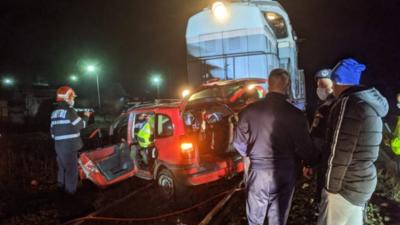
[397,103,400,109]
[67,99,75,107]
[317,87,330,101]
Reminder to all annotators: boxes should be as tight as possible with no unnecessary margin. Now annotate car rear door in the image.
[154,112,184,164]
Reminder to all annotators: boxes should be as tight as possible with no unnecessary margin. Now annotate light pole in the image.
[86,65,101,108]
[151,75,162,98]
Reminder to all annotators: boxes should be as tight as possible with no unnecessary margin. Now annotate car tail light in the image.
[181,142,193,152]
[85,160,99,173]
[181,142,194,159]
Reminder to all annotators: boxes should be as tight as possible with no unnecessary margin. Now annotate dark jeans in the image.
[316,165,327,203]
[55,148,78,194]
[246,168,296,225]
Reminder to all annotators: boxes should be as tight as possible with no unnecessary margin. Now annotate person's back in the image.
[50,86,89,195]
[241,93,313,171]
[234,69,315,225]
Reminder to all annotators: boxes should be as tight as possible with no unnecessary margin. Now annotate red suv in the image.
[79,79,266,198]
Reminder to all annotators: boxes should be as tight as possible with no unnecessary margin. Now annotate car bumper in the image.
[172,158,244,186]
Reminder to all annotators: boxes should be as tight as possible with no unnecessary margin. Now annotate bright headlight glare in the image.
[247,84,258,90]
[182,89,190,98]
[212,1,229,21]
[266,12,277,21]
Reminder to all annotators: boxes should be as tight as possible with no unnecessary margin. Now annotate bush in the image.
[376,169,400,203]
[365,203,385,225]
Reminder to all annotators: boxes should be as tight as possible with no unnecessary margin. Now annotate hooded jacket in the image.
[325,86,388,206]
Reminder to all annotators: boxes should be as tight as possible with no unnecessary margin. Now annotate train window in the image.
[249,55,267,77]
[205,58,225,80]
[265,12,288,39]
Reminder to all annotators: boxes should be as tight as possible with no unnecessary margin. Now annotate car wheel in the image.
[157,168,176,199]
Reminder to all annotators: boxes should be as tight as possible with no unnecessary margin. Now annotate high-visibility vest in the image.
[137,117,154,148]
[391,116,400,155]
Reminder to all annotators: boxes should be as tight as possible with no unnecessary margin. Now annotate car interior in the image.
[89,114,134,181]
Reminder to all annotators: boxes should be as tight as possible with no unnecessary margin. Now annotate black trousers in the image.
[55,148,78,194]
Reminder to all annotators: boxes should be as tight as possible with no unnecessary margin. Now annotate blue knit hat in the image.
[331,58,366,85]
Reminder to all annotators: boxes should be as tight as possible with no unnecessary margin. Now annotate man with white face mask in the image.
[315,70,334,101]
[303,69,336,203]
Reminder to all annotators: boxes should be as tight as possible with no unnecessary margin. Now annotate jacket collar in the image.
[266,92,289,101]
[339,85,367,98]
[57,101,71,108]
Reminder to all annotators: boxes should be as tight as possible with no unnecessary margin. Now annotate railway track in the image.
[62,177,244,225]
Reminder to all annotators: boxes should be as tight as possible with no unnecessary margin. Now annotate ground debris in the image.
[0,133,398,225]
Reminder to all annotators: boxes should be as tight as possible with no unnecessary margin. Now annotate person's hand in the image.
[84,111,92,117]
[303,167,313,179]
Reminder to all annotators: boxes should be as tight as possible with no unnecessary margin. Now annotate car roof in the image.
[126,79,267,113]
[126,100,182,113]
[201,78,266,87]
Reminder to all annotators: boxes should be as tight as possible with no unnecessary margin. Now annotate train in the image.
[185,0,306,109]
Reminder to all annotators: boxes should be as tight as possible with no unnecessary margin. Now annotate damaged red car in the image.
[79,79,266,198]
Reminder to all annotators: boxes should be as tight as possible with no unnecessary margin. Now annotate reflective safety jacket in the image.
[137,117,154,148]
[50,102,88,151]
[391,116,400,155]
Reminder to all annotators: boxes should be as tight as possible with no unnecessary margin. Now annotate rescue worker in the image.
[50,86,90,195]
[134,114,155,166]
[390,93,400,155]
[318,58,388,225]
[234,69,316,225]
[303,69,336,202]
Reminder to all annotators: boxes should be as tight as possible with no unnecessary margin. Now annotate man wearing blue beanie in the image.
[318,58,389,225]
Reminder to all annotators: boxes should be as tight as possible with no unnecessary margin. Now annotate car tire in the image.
[157,168,177,200]
[157,168,191,203]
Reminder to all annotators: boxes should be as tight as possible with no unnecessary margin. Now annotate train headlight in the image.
[212,1,229,22]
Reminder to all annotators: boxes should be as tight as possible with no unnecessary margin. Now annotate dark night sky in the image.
[1,0,400,101]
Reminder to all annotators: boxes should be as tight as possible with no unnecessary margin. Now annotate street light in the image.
[87,65,95,72]
[151,75,162,98]
[2,77,15,86]
[86,64,101,108]
[69,75,78,82]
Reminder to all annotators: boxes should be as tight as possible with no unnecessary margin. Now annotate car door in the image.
[96,112,136,179]
[154,113,179,164]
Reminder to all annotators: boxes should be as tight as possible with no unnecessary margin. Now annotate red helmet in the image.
[56,86,77,102]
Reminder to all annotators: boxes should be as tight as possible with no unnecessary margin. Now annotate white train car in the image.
[186,0,306,109]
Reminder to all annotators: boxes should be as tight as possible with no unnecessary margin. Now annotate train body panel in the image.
[186,0,306,109]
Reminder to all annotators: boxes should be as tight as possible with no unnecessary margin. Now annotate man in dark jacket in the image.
[50,86,90,195]
[318,58,389,225]
[234,69,316,225]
